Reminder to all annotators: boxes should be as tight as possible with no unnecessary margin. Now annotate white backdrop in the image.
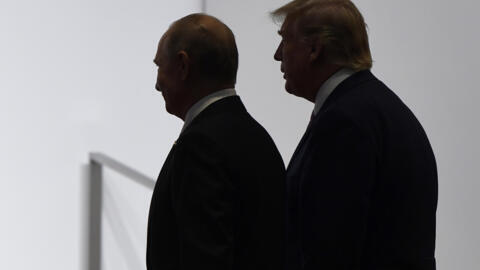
[205,0,480,269]
[2,0,479,269]
[1,0,200,269]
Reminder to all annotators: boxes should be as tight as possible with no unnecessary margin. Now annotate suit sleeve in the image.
[170,134,234,270]
[301,112,376,269]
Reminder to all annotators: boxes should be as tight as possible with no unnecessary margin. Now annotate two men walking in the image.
[147,1,438,269]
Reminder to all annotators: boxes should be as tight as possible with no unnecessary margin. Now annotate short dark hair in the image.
[166,14,239,85]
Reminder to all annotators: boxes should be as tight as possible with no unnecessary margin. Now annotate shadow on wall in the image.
[80,157,155,270]
[80,163,101,270]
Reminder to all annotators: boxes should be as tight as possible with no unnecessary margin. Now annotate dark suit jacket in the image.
[147,96,286,270]
[286,70,438,270]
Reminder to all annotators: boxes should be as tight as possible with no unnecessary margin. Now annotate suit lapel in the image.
[287,120,314,172]
[287,70,376,171]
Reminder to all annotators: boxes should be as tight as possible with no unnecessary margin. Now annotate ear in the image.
[177,50,190,80]
[308,38,323,63]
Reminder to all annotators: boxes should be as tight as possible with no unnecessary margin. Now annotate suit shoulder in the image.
[176,129,219,151]
[326,79,416,127]
[188,107,273,142]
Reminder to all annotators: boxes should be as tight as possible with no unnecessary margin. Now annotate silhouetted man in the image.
[272,1,438,269]
[147,13,285,270]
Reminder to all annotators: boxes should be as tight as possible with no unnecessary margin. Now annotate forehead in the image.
[158,31,170,51]
[154,32,169,61]
[279,17,297,37]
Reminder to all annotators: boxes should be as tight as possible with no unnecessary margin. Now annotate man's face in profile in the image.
[154,33,185,117]
[274,19,312,99]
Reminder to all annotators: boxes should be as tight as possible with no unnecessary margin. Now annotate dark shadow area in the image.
[88,161,102,270]
[79,162,102,270]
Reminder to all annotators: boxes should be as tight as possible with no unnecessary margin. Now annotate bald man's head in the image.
[164,14,239,86]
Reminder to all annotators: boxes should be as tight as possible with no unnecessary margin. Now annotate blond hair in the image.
[272,0,372,71]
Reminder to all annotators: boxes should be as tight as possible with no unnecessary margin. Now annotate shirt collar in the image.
[313,68,355,116]
[181,88,237,133]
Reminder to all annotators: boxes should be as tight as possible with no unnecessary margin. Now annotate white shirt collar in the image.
[313,68,355,116]
[181,88,237,133]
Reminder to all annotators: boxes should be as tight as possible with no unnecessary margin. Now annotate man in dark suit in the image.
[272,1,438,269]
[147,14,285,270]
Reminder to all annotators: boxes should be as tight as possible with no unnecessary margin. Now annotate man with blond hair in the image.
[272,0,438,269]
[147,14,285,270]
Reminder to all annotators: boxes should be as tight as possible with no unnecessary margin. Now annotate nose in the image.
[274,41,283,62]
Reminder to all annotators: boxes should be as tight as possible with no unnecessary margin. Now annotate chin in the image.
[285,84,303,98]
[164,103,172,114]
[163,98,172,112]
[285,81,295,95]
[164,103,182,119]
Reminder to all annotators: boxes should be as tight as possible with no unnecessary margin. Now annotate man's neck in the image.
[178,83,235,120]
[180,88,237,133]
[305,64,342,103]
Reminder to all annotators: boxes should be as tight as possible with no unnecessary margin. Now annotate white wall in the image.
[0,0,200,269]
[3,0,478,269]
[206,0,480,269]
